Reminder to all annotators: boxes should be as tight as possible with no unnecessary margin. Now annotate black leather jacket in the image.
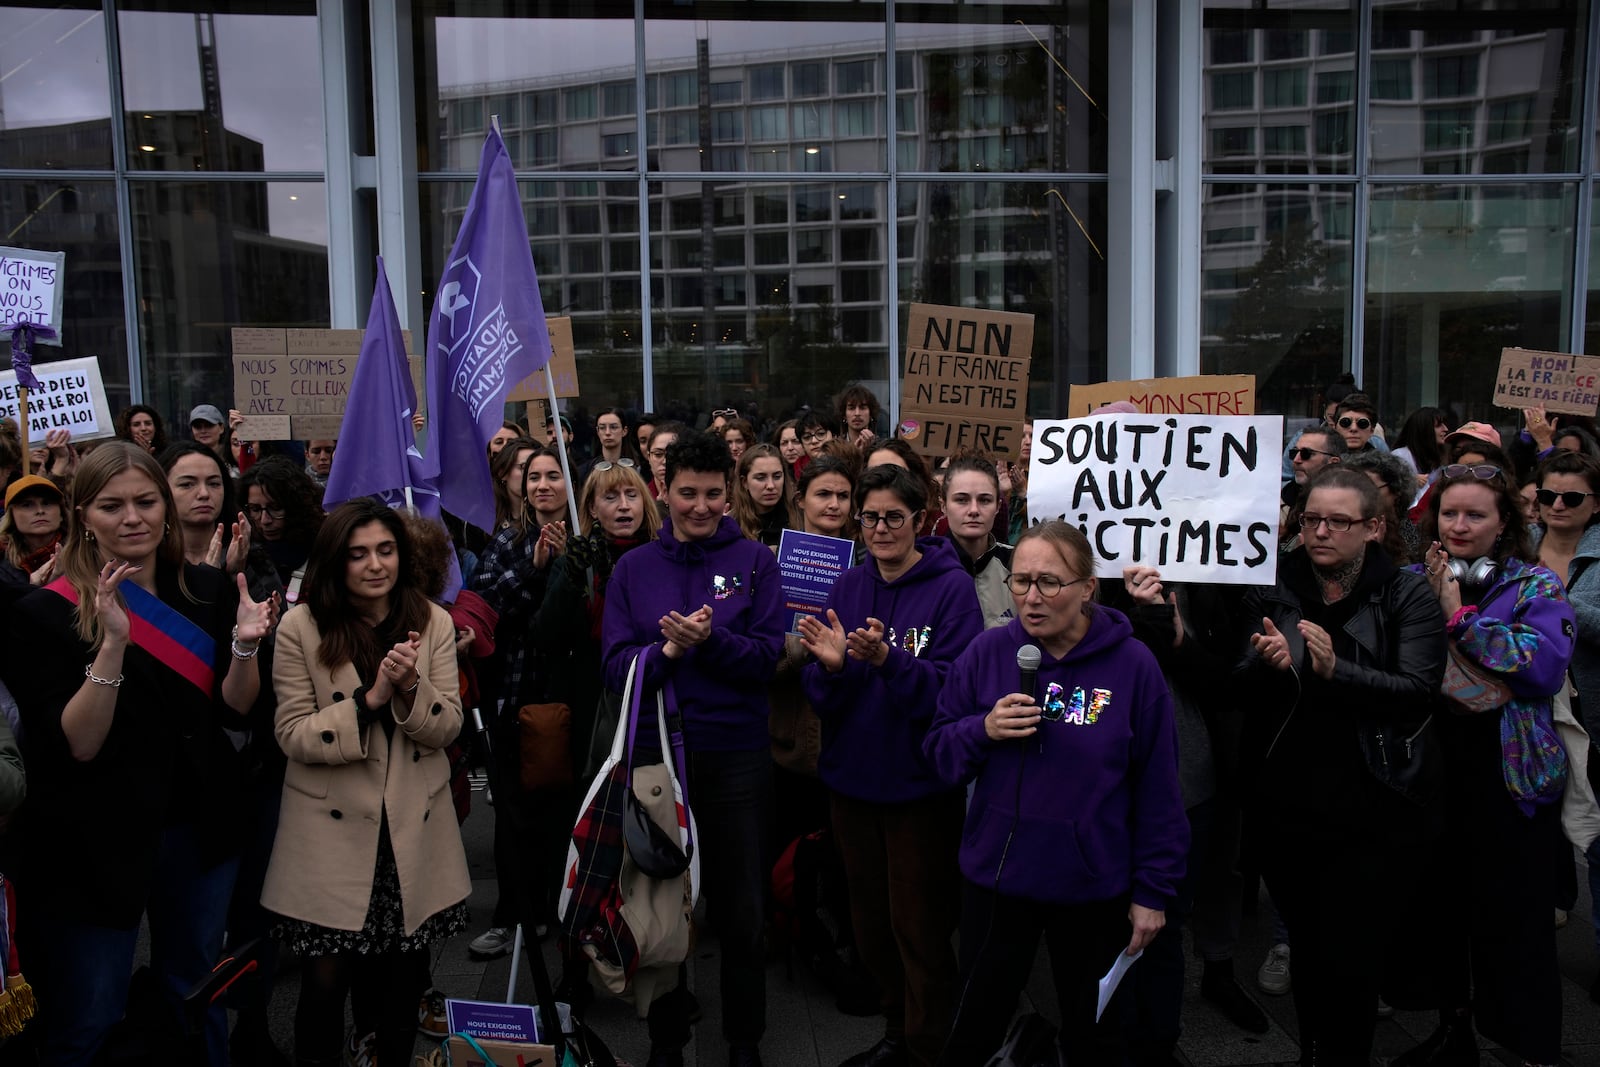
[1238,546,1448,806]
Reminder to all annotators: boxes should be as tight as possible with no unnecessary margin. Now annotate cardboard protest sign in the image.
[1067,374,1255,417]
[777,529,855,635]
[1492,348,1600,416]
[1027,413,1282,585]
[507,317,580,401]
[0,246,65,342]
[897,303,1033,460]
[0,356,114,440]
[232,328,417,439]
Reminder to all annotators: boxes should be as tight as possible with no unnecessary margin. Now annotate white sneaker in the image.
[469,925,515,959]
[1256,943,1291,995]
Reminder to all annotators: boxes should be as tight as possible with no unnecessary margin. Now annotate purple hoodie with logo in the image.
[802,538,984,803]
[925,612,1188,910]
[602,515,784,752]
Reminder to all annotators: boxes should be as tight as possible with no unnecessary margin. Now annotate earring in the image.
[83,529,95,543]
[163,522,170,535]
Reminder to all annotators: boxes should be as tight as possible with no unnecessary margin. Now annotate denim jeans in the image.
[34,825,239,1067]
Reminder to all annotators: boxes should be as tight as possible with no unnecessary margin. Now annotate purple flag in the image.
[421,127,552,533]
[8,320,55,392]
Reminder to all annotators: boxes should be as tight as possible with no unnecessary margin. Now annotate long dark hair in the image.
[114,404,169,454]
[1395,407,1448,475]
[303,500,433,673]
[159,440,239,529]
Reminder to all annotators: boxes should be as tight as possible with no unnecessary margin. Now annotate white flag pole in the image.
[545,364,580,524]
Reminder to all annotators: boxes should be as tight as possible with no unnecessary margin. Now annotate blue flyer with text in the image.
[777,529,855,635]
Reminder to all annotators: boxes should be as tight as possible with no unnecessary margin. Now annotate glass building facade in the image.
[1,0,1595,432]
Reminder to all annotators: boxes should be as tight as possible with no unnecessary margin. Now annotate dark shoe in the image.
[646,1047,686,1067]
[231,1014,292,1067]
[839,1035,908,1067]
[728,1044,763,1067]
[1200,963,1270,1034]
[1390,1015,1477,1067]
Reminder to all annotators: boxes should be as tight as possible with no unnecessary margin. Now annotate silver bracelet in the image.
[84,665,123,688]
[402,677,420,694]
[230,625,261,660]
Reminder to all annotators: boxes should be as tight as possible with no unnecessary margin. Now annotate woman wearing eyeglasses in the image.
[799,464,984,1067]
[795,411,840,463]
[238,455,326,590]
[1238,467,1446,1065]
[925,522,1185,1067]
[1394,466,1572,1067]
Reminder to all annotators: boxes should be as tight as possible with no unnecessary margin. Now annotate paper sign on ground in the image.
[898,302,1033,461]
[0,246,65,342]
[507,317,580,401]
[0,356,113,440]
[777,529,856,635]
[1492,348,1600,416]
[1027,413,1282,585]
[1067,374,1255,418]
[444,998,542,1042]
[231,327,417,440]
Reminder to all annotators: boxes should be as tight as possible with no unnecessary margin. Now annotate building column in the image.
[1154,0,1201,378]
[369,0,423,332]
[1105,0,1158,381]
[320,0,365,327]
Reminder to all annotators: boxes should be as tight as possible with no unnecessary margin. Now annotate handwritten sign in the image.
[507,317,580,401]
[0,246,65,343]
[231,328,417,440]
[0,356,113,439]
[1067,374,1255,417]
[1492,348,1600,416]
[777,529,856,635]
[897,303,1033,460]
[1028,413,1282,585]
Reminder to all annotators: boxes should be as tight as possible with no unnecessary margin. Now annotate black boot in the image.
[839,1035,908,1067]
[1200,959,1270,1034]
[1390,1011,1476,1067]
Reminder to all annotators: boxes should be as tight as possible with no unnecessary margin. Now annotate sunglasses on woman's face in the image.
[1536,488,1596,508]
[1337,416,1372,431]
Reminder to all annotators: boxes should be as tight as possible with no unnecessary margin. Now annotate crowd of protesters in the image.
[0,374,1593,1067]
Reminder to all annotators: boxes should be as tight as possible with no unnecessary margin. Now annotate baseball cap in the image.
[1447,421,1501,449]
[189,404,225,426]
[5,474,63,510]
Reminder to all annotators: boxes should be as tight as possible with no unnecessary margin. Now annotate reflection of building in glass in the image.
[431,30,1094,416]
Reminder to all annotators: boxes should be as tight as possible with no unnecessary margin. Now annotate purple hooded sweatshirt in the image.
[802,538,984,803]
[925,612,1188,910]
[602,515,784,752]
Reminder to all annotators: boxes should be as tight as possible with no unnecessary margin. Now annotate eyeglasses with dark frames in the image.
[1004,573,1089,598]
[856,510,914,530]
[1298,512,1367,533]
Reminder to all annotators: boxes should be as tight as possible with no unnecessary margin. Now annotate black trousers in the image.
[938,883,1130,1067]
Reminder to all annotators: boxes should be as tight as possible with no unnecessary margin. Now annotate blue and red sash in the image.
[47,577,216,696]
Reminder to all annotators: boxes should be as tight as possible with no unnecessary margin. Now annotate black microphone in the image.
[1016,644,1041,701]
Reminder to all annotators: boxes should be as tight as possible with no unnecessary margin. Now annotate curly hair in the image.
[663,430,734,489]
[238,455,325,548]
[1422,467,1531,564]
[114,404,169,454]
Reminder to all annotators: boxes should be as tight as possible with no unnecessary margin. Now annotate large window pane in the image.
[1366,183,1575,425]
[422,14,635,171]
[0,179,128,409]
[1369,3,1585,175]
[119,2,324,172]
[900,181,1106,414]
[1200,183,1353,418]
[644,17,886,173]
[897,4,1106,174]
[131,180,328,424]
[0,5,115,169]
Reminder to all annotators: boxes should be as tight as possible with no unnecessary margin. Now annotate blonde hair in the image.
[577,462,661,540]
[60,442,191,646]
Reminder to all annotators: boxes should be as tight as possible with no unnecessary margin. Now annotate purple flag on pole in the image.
[421,126,552,533]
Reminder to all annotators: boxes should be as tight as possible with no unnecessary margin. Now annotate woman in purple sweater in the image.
[926,521,1187,1066]
[800,464,983,1067]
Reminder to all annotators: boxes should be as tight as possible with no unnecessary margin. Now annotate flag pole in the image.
[545,364,580,524]
[15,387,28,476]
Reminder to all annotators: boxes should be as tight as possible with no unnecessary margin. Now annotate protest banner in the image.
[1027,413,1282,585]
[1066,374,1255,417]
[1491,348,1600,416]
[897,302,1033,460]
[506,317,580,402]
[0,246,65,341]
[231,327,416,440]
[777,529,856,635]
[0,356,114,440]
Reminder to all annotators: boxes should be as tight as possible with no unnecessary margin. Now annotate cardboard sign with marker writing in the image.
[1492,348,1600,416]
[1067,375,1255,418]
[507,317,580,401]
[898,302,1033,460]
[231,328,417,440]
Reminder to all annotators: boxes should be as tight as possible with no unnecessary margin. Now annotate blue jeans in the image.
[36,825,239,1067]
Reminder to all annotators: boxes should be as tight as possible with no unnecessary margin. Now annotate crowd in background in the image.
[0,373,1593,1067]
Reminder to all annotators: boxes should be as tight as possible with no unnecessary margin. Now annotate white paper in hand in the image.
[1096,949,1143,1022]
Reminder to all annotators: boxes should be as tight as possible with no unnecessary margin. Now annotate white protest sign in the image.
[1028,413,1282,585]
[0,356,114,440]
[0,246,66,343]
